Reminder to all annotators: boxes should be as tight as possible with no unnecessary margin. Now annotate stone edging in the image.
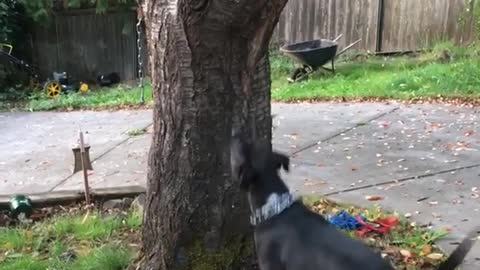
[0,185,146,210]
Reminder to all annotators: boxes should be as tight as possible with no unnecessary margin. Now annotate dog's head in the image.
[230,130,290,197]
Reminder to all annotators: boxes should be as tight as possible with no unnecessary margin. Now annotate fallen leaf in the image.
[422,245,432,255]
[304,181,327,186]
[417,197,429,202]
[452,199,463,205]
[379,121,391,128]
[366,196,384,201]
[427,253,443,260]
[383,247,398,255]
[400,249,412,258]
[317,163,326,167]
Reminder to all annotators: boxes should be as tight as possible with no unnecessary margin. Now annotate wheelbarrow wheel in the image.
[288,66,310,83]
[44,80,62,98]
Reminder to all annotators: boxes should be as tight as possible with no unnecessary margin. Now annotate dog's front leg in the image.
[256,242,285,270]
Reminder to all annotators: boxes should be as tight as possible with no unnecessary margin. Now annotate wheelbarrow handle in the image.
[333,34,343,43]
[0,44,13,55]
[336,38,362,58]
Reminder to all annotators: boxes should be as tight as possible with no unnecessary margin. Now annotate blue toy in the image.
[328,210,366,231]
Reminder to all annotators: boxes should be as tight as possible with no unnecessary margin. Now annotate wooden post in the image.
[376,0,385,53]
[79,131,91,205]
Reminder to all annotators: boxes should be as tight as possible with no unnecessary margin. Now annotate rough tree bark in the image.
[138,0,287,269]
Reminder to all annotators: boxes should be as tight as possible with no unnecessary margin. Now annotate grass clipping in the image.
[305,197,450,270]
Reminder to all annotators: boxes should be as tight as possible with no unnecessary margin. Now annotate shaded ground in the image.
[1,102,479,268]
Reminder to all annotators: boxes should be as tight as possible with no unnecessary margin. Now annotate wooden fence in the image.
[29,1,477,82]
[31,9,138,82]
[274,0,477,53]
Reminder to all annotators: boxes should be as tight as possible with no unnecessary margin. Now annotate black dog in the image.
[230,131,479,270]
[96,72,120,87]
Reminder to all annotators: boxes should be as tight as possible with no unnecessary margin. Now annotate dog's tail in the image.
[436,226,479,270]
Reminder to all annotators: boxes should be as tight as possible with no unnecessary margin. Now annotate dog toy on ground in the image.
[328,210,399,238]
[354,216,399,237]
[328,210,366,231]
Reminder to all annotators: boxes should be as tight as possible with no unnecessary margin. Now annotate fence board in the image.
[381,0,476,52]
[32,21,59,81]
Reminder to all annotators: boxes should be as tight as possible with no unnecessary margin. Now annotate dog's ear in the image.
[230,130,255,189]
[271,152,289,172]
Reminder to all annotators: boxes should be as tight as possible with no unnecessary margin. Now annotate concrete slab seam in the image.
[289,106,400,156]
[322,163,480,197]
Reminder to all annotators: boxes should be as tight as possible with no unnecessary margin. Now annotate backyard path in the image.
[1,102,479,268]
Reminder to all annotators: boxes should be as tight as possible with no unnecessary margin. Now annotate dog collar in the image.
[250,192,294,226]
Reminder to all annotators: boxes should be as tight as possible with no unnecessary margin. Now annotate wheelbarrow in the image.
[280,35,362,82]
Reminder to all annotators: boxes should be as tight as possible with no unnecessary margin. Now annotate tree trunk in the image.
[138,0,287,269]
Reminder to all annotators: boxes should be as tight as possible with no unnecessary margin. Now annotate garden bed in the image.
[0,196,450,269]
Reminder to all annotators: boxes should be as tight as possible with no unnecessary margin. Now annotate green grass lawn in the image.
[0,83,153,112]
[271,42,480,101]
[0,209,142,270]
[24,84,153,111]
